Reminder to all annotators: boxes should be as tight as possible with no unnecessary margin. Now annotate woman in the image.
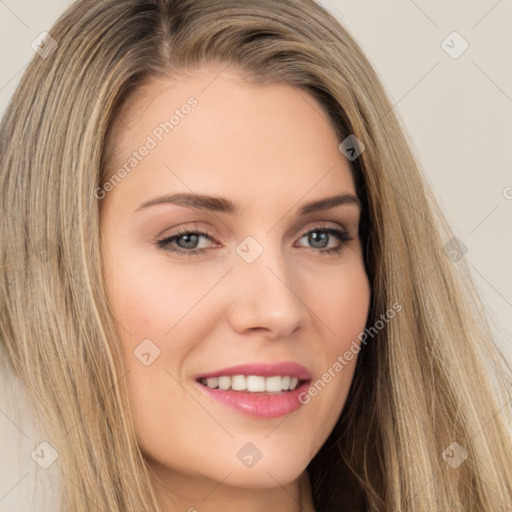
[1,0,511,510]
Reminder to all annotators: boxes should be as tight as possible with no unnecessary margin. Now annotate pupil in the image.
[178,234,199,249]
[309,231,328,248]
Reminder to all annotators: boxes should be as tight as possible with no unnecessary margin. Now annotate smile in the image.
[199,375,302,393]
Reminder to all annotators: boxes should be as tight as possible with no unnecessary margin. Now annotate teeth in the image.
[206,377,219,388]
[231,375,246,391]
[247,375,265,392]
[264,376,282,392]
[218,376,230,390]
[200,375,303,393]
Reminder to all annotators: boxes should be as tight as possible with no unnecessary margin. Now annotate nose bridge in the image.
[228,234,311,336]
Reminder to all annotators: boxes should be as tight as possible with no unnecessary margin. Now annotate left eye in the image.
[296,227,351,252]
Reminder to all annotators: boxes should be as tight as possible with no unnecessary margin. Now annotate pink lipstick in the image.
[195,361,312,419]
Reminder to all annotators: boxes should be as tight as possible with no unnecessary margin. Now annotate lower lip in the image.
[195,380,311,419]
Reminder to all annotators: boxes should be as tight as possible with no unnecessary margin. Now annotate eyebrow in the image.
[135,192,361,215]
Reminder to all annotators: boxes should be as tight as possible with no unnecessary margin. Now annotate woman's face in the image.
[100,64,370,505]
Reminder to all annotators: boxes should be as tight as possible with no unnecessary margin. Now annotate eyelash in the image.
[156,225,354,257]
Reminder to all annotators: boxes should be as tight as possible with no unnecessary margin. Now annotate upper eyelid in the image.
[162,222,348,241]
[159,224,351,250]
[298,223,348,235]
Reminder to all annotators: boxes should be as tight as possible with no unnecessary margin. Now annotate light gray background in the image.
[1,1,511,510]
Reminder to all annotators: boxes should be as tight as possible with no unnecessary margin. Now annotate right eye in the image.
[156,228,219,256]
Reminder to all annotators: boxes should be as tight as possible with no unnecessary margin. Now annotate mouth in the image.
[197,375,308,394]
[194,361,312,418]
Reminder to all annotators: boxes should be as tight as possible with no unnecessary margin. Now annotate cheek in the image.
[297,261,370,444]
[310,260,371,352]
[106,251,226,339]
[104,255,230,444]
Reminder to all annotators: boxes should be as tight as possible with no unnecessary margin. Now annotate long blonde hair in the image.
[1,0,511,510]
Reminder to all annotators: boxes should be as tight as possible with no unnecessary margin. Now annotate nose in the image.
[227,243,311,339]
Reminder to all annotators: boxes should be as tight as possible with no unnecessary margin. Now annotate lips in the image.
[195,361,313,381]
[194,361,313,418]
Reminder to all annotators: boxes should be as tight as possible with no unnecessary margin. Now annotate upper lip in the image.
[196,362,312,381]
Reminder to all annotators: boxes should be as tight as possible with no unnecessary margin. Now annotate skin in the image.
[100,63,371,512]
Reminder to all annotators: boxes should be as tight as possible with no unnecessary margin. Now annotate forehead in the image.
[103,65,356,209]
